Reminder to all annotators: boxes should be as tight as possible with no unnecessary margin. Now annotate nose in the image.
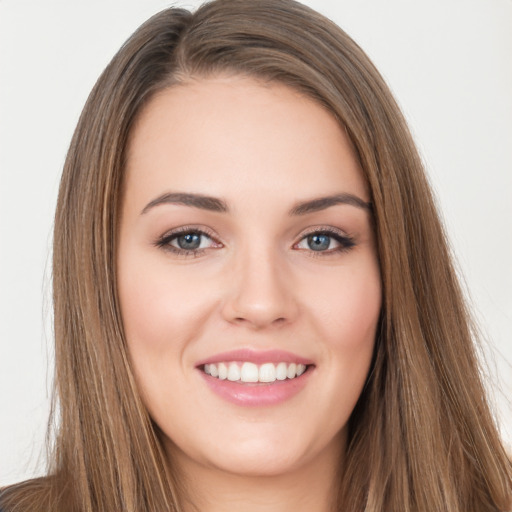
[221,247,299,330]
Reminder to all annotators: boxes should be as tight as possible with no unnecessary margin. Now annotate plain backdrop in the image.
[1,0,511,485]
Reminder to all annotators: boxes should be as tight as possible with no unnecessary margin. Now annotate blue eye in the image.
[295,230,355,253]
[156,229,219,254]
[174,232,202,250]
[306,233,331,251]
[156,227,354,256]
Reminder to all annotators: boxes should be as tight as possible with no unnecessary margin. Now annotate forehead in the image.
[124,76,368,208]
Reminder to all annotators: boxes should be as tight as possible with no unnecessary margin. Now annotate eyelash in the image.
[294,227,356,256]
[154,226,356,257]
[154,226,220,257]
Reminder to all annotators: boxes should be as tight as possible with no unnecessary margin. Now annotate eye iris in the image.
[307,234,330,251]
[177,233,201,250]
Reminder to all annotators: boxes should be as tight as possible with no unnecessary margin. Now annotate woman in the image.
[1,0,511,510]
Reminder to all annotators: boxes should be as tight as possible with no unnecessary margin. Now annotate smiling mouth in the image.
[202,361,310,383]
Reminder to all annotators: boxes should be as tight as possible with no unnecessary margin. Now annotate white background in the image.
[1,0,511,485]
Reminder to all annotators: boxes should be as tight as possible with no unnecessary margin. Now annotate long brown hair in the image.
[2,1,511,510]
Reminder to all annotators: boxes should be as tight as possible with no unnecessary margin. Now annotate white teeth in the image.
[276,362,287,381]
[218,362,228,380]
[287,363,297,379]
[240,362,259,382]
[259,363,277,382]
[203,361,309,383]
[227,362,241,381]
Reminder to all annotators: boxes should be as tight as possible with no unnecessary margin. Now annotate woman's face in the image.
[118,76,381,478]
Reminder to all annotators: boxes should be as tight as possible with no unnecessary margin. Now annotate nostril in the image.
[220,281,299,328]
[232,315,288,328]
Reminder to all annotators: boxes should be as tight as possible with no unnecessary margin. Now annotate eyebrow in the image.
[141,191,372,216]
[288,193,372,215]
[141,192,228,214]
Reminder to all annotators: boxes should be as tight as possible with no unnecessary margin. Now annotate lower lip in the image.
[199,368,313,407]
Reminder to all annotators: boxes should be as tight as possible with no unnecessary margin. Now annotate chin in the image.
[165,422,346,480]
[205,448,308,478]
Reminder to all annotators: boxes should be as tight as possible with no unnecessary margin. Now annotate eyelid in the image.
[153,224,355,257]
[154,225,223,255]
[295,225,353,244]
[293,225,356,254]
[297,225,349,238]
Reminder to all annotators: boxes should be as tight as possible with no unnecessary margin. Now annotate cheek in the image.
[317,262,380,411]
[117,251,215,415]
[306,258,381,351]
[118,251,217,354]
[302,256,380,415]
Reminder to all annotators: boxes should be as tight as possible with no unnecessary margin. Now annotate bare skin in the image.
[118,76,381,512]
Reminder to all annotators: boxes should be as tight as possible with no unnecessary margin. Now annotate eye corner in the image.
[293,227,356,255]
[153,225,223,256]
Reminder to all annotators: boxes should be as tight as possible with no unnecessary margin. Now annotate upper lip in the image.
[195,349,314,367]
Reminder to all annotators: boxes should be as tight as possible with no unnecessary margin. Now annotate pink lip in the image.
[195,349,315,407]
[198,369,313,407]
[195,349,314,367]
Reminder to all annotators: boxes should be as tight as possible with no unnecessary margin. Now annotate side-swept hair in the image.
[2,1,511,510]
